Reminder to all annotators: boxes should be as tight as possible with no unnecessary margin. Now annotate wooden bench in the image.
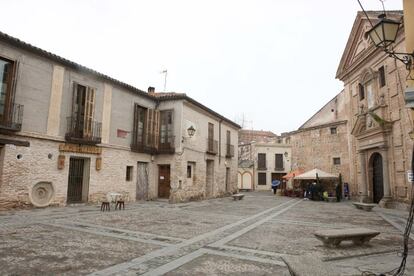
[352,202,376,211]
[232,193,245,200]
[314,228,380,248]
[282,255,338,276]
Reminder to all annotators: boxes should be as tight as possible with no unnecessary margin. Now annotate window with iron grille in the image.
[258,173,267,185]
[379,66,386,87]
[258,153,266,170]
[330,127,337,134]
[275,154,284,170]
[333,157,341,165]
[126,166,133,181]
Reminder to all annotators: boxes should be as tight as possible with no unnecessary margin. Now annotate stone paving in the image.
[0,192,413,275]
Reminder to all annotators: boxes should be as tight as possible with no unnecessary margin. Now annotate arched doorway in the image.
[370,153,384,203]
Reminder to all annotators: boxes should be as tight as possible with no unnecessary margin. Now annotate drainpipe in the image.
[219,120,222,164]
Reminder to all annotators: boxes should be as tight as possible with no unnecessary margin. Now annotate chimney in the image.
[148,86,155,95]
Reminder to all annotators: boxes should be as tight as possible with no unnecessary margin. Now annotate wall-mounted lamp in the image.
[284,152,288,157]
[187,125,196,137]
[182,125,196,143]
[366,14,414,73]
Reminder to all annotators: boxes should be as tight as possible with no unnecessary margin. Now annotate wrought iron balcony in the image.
[274,167,285,171]
[0,103,23,132]
[225,144,234,158]
[131,133,175,154]
[206,138,218,155]
[257,165,267,171]
[65,116,102,145]
[158,135,175,154]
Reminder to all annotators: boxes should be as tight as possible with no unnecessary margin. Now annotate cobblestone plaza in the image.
[0,192,413,275]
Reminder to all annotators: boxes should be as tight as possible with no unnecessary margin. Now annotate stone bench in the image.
[232,193,244,200]
[282,255,338,276]
[314,228,380,248]
[352,202,376,211]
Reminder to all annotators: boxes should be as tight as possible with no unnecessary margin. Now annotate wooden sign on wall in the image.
[96,157,102,171]
[57,155,65,170]
[59,143,102,155]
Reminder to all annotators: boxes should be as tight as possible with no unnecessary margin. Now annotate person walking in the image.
[335,182,342,202]
[271,179,280,195]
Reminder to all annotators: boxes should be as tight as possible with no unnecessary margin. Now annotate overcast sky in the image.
[0,0,403,134]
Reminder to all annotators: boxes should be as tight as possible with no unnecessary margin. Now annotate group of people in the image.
[304,181,344,202]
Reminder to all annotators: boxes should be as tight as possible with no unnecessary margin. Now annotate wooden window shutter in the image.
[10,60,19,99]
[83,87,95,137]
[146,108,154,146]
[153,110,160,148]
[132,104,139,144]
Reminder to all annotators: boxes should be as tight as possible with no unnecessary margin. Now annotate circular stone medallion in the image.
[29,182,55,207]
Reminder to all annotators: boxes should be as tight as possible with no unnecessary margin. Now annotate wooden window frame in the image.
[275,154,284,170]
[258,153,266,170]
[0,56,18,123]
[258,172,267,185]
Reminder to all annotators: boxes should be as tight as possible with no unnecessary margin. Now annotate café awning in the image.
[293,168,338,180]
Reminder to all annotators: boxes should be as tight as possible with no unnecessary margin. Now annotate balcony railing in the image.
[0,103,23,132]
[65,116,102,145]
[131,133,175,154]
[158,135,175,154]
[257,164,267,170]
[225,144,234,158]
[274,167,285,171]
[206,138,218,155]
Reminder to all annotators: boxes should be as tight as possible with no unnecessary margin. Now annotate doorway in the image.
[136,162,148,200]
[225,167,230,192]
[271,173,286,189]
[371,153,384,203]
[158,165,171,199]
[67,157,89,203]
[206,160,214,197]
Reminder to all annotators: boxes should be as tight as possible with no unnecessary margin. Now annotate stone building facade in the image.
[0,31,239,209]
[286,10,412,209]
[336,11,412,207]
[238,133,291,191]
[285,90,351,186]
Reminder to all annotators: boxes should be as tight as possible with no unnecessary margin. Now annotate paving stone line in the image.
[42,222,173,247]
[138,200,302,276]
[376,212,414,241]
[88,198,299,276]
[54,220,185,243]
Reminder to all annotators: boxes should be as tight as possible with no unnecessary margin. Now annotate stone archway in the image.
[369,152,384,203]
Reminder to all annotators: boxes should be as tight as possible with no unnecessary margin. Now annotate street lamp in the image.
[366,14,414,72]
[187,125,196,137]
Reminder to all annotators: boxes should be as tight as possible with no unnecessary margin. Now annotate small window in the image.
[379,66,386,87]
[333,158,341,165]
[358,83,365,100]
[187,165,192,178]
[258,173,267,185]
[258,153,266,170]
[126,166,133,181]
[275,154,284,170]
[330,127,337,134]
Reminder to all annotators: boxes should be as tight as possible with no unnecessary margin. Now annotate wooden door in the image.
[136,162,148,200]
[225,167,230,192]
[67,158,85,203]
[158,165,171,198]
[206,160,214,197]
[372,153,384,203]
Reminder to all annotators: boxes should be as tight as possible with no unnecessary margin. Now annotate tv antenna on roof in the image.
[161,69,167,92]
